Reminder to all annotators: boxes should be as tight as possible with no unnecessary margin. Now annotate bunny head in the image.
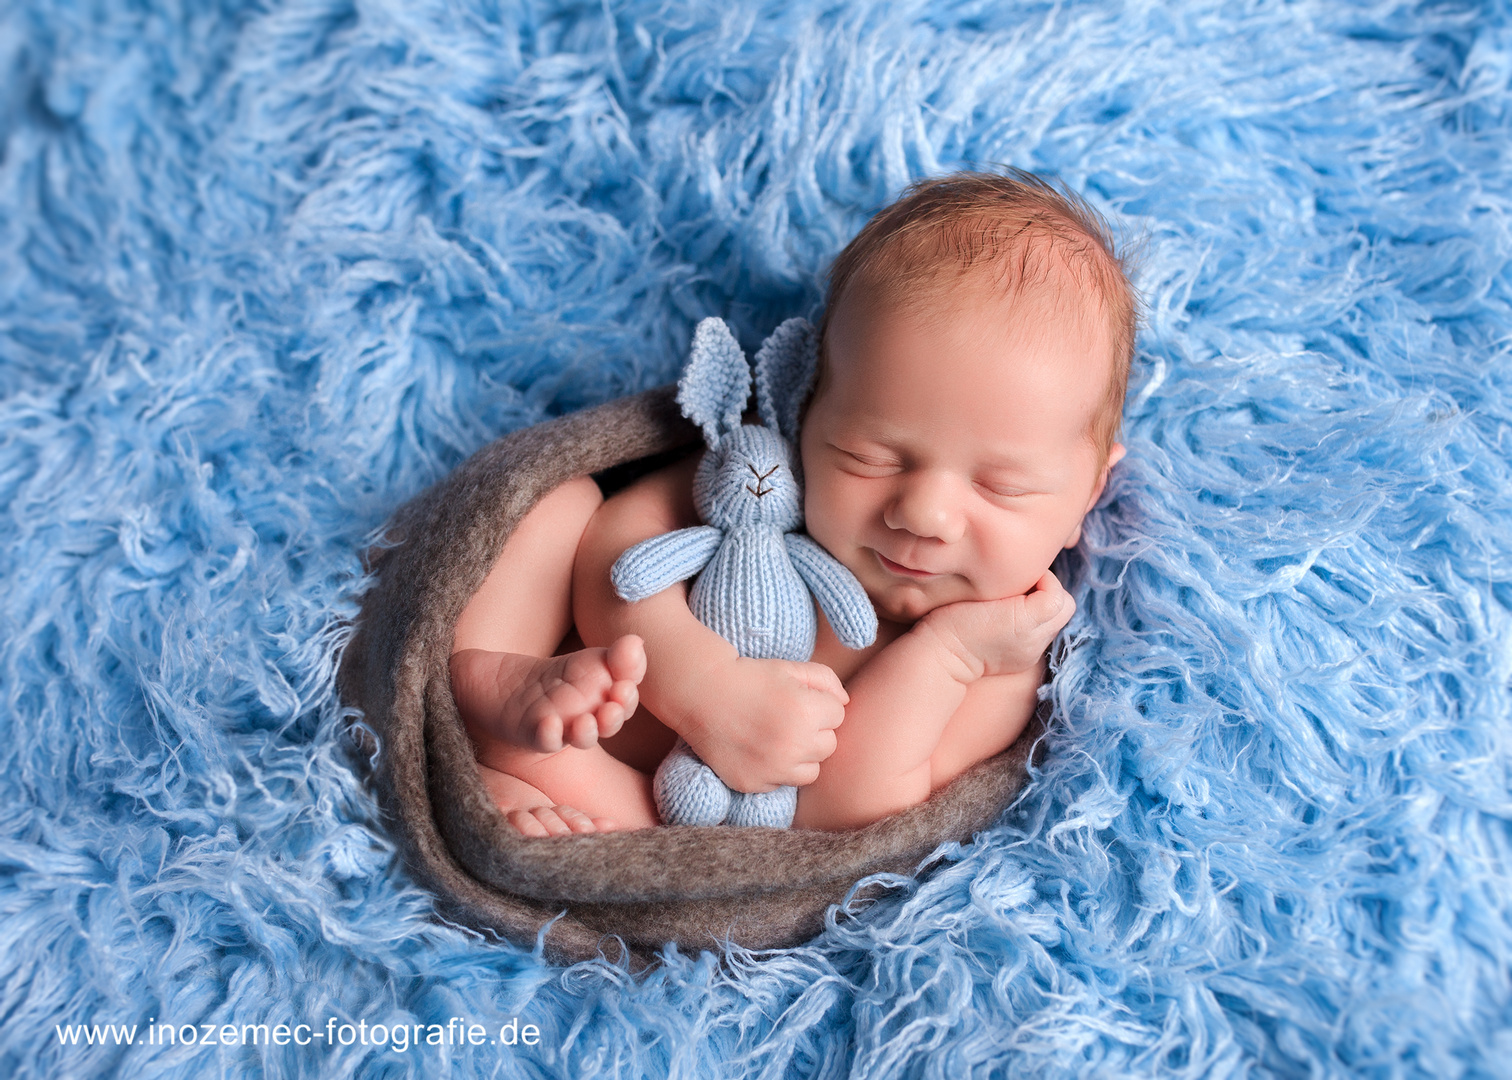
[678,317,819,532]
[692,423,801,530]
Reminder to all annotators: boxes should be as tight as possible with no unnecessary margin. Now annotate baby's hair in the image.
[817,169,1138,455]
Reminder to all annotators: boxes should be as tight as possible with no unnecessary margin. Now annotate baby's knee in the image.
[504,474,604,568]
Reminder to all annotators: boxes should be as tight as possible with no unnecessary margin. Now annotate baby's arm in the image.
[793,571,1072,830]
[572,457,849,792]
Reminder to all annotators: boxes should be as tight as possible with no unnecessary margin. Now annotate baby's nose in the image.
[883,470,966,543]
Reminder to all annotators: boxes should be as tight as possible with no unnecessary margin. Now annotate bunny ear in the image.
[753,318,819,443]
[678,318,751,449]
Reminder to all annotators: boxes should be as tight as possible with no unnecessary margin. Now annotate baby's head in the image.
[798,171,1136,623]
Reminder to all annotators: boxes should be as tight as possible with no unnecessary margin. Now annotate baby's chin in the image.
[830,546,982,623]
[865,580,968,625]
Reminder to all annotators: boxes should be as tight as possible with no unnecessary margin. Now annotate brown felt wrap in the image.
[340,385,1036,967]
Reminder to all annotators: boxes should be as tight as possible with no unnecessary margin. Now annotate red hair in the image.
[817,170,1138,454]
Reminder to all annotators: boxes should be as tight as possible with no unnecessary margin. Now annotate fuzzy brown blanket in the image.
[339,385,1036,967]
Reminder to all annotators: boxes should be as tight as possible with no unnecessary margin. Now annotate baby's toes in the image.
[522,698,566,753]
[506,808,552,838]
[542,679,599,725]
[607,677,639,717]
[564,710,607,750]
[510,805,599,837]
[560,649,616,698]
[590,699,628,740]
[550,804,602,834]
[605,635,647,686]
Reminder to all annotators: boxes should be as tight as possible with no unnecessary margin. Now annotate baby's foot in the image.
[456,635,646,753]
[477,764,621,837]
[508,804,619,838]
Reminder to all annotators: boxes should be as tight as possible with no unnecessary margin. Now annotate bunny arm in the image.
[785,533,879,651]
[611,525,724,604]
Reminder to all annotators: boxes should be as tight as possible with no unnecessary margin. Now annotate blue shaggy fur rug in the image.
[3,0,1510,1076]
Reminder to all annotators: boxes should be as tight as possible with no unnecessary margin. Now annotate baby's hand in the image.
[915,571,1074,683]
[682,656,848,793]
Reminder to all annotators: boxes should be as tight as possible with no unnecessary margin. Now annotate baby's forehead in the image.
[831,258,1118,379]
[810,268,1118,449]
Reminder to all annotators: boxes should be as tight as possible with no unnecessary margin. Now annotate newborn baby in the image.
[449,170,1134,836]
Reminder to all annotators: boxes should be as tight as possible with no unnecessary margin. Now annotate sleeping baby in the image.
[449,170,1134,836]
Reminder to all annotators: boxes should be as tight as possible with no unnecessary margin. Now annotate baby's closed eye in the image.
[830,444,901,476]
[974,479,1033,498]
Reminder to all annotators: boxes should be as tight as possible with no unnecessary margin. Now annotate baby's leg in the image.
[451,476,657,834]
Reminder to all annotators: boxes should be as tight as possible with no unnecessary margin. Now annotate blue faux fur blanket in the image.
[3,1,1509,1076]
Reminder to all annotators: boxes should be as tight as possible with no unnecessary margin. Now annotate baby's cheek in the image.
[801,470,848,545]
[802,479,876,575]
[976,539,1056,601]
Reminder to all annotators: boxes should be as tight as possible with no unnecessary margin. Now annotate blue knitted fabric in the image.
[5,1,1512,1076]
[613,317,877,825]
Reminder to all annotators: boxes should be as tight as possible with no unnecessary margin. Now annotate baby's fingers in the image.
[792,661,849,706]
[788,762,822,787]
[1023,571,1074,632]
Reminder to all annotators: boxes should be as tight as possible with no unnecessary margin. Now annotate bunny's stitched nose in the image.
[746,463,779,498]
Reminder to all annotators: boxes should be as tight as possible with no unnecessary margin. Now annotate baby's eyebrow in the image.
[976,452,1039,473]
[975,456,1062,489]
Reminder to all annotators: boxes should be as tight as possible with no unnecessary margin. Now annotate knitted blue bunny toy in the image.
[611,317,878,828]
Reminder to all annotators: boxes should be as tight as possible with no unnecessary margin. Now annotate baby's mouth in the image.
[874,551,942,579]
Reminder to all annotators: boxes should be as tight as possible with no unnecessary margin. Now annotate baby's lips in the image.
[876,550,944,578]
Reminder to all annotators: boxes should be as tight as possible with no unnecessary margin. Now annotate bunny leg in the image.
[653,739,733,826]
[725,785,797,829]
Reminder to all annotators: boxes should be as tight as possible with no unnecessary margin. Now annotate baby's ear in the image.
[678,318,751,449]
[753,318,819,444]
[1066,443,1127,548]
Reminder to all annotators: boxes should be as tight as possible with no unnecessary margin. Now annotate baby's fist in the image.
[917,571,1074,682]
